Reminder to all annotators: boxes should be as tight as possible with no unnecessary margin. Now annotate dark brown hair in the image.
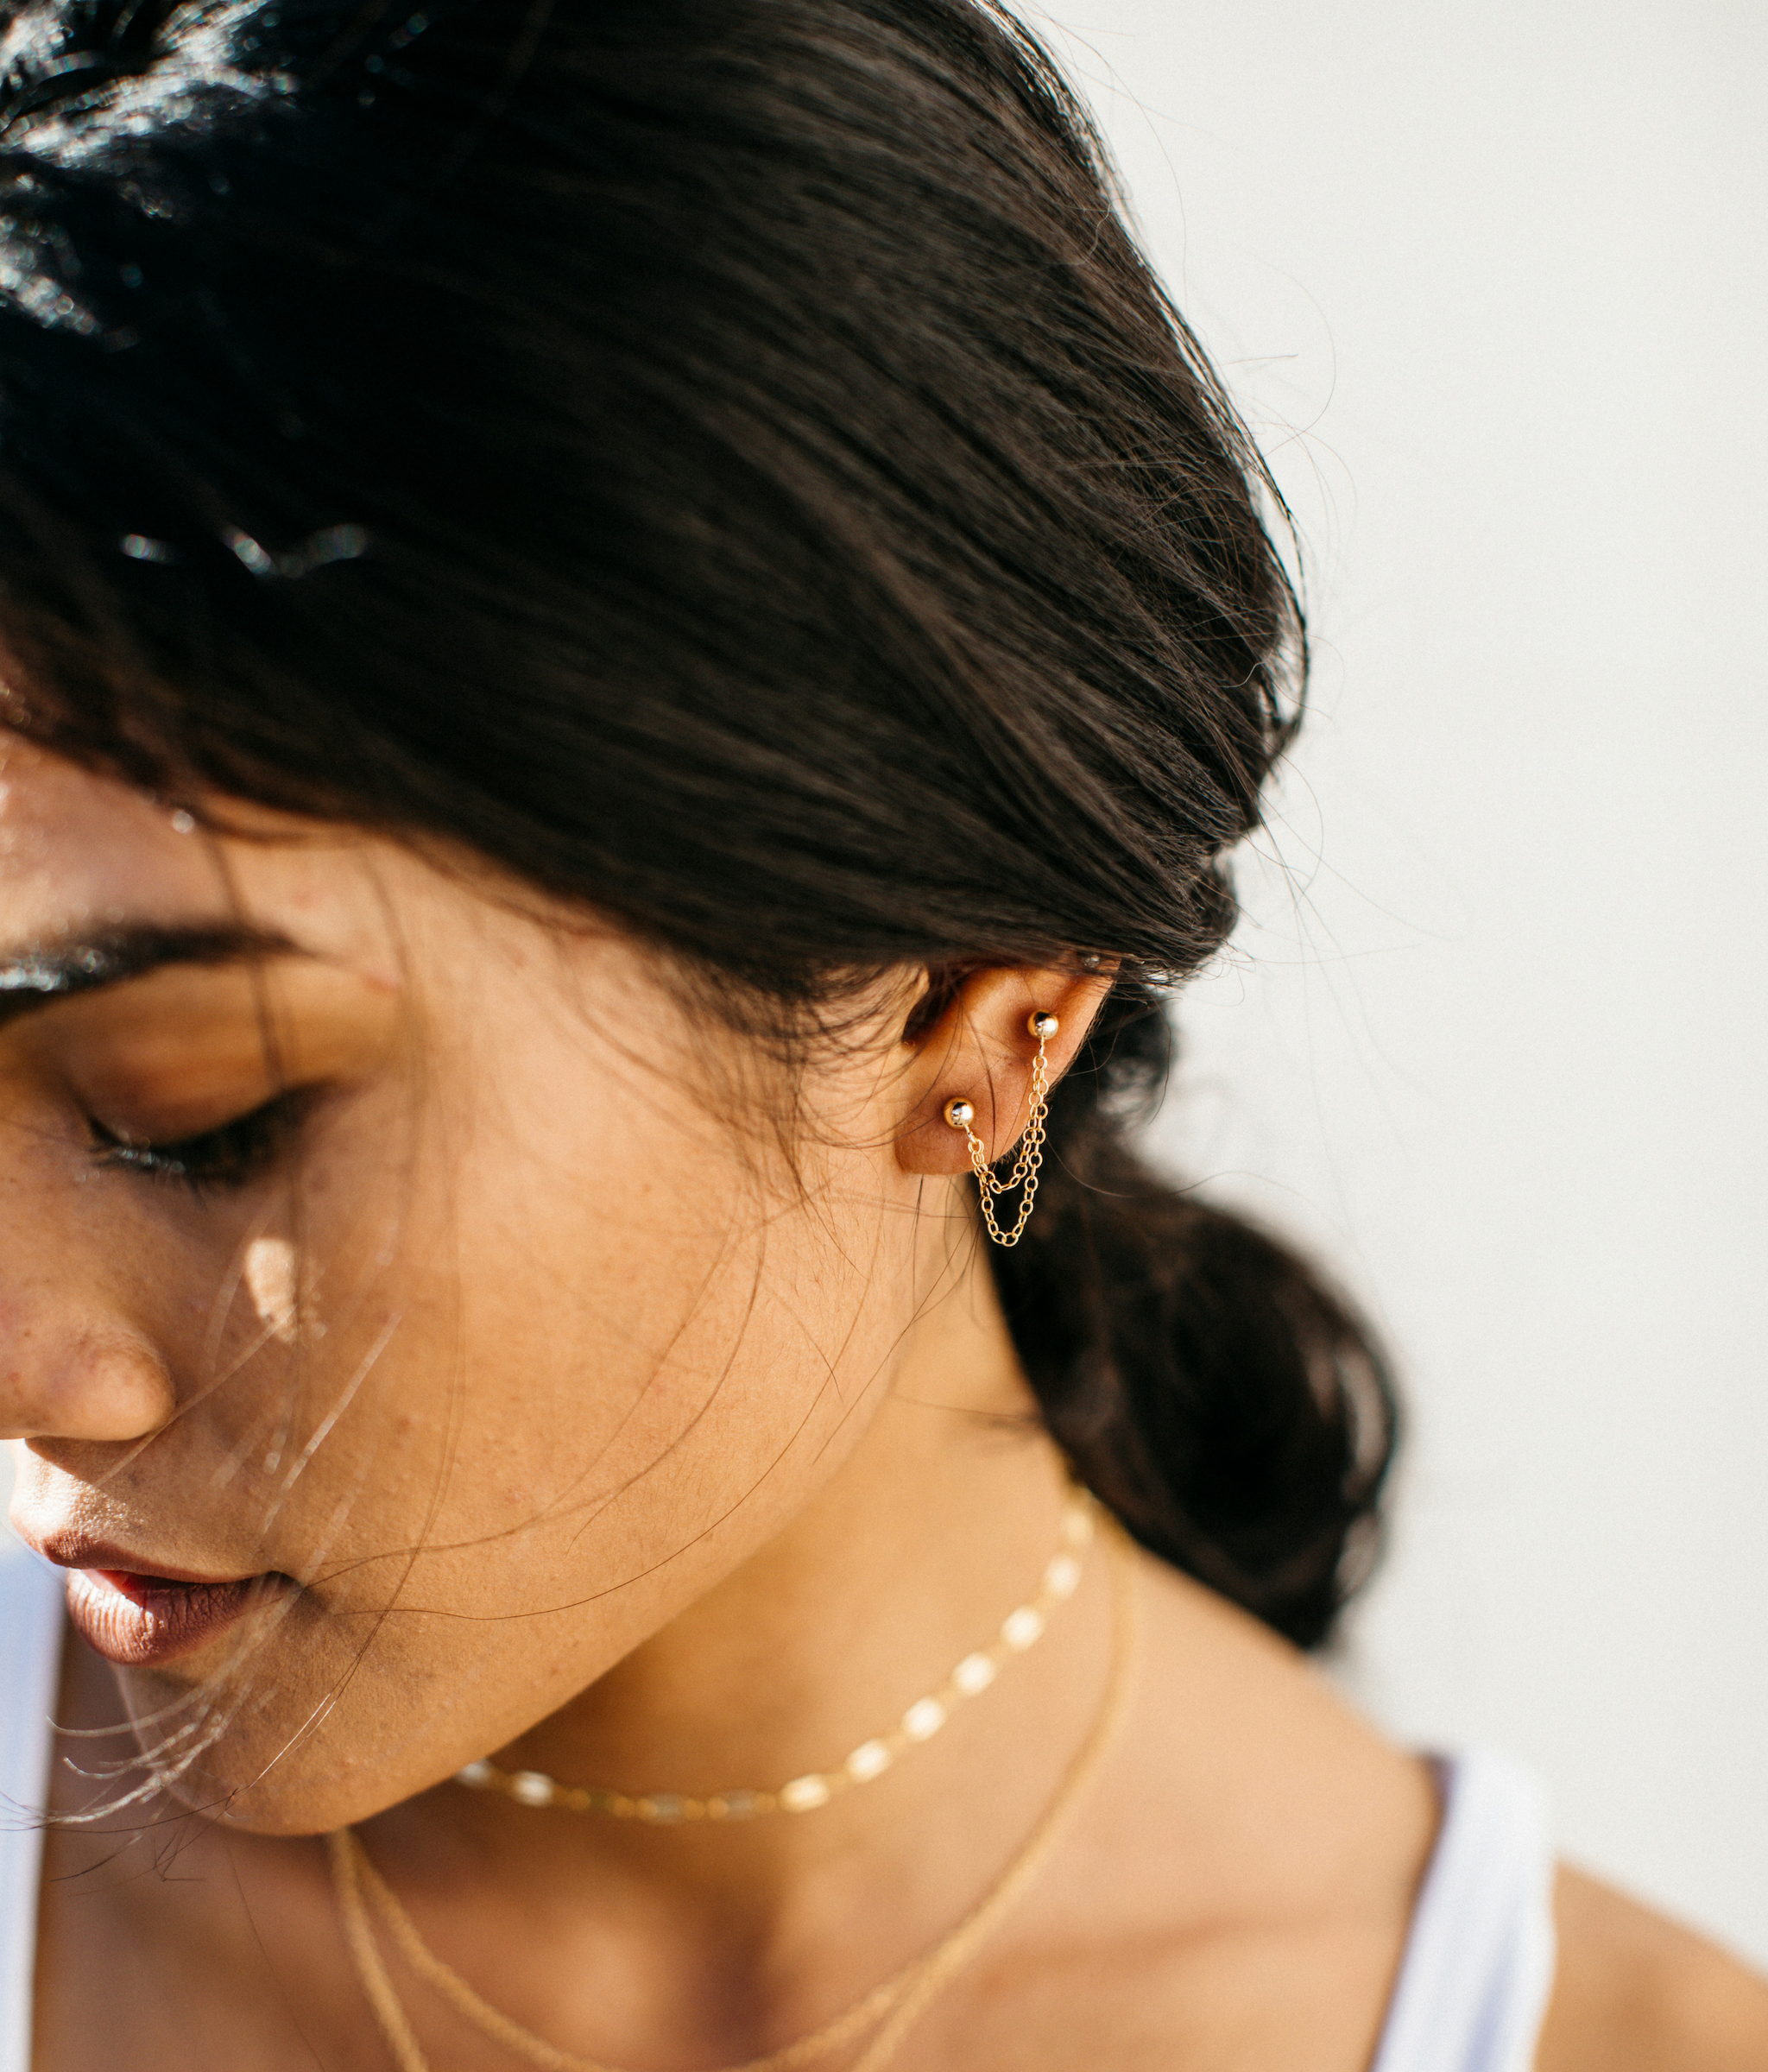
[0,0,1394,1645]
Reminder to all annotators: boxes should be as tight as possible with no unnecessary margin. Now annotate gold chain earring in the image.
[943,1011,1058,1248]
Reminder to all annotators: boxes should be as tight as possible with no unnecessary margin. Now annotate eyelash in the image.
[87,1091,312,1193]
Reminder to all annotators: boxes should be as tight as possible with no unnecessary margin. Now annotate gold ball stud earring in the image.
[942,1011,1058,1248]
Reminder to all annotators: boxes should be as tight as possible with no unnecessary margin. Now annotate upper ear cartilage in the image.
[944,1013,1058,1248]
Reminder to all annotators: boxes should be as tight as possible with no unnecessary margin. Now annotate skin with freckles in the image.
[2,742,1108,1829]
[5,738,1765,2072]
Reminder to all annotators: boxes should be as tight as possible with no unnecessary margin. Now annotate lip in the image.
[34,1537,294,1668]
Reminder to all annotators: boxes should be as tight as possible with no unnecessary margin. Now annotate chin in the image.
[142,1707,461,1836]
[97,1605,450,1835]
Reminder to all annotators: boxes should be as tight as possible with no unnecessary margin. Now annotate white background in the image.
[1026,0,1768,1964]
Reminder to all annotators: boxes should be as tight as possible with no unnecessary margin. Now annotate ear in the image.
[894,963,1116,1177]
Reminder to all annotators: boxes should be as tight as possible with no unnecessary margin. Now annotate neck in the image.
[349,1256,1121,2061]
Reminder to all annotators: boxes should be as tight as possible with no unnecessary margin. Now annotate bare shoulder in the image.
[1537,1865,1768,2072]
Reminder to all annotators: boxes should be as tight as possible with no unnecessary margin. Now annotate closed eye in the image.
[87,1089,314,1194]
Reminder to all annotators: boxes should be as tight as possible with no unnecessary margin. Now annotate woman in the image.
[0,3,1761,2067]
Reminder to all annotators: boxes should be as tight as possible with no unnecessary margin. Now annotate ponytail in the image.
[993,992,1397,1648]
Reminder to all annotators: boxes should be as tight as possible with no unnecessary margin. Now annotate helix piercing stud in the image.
[942,1010,1058,1247]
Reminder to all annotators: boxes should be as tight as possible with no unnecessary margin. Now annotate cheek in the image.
[396,1090,892,1590]
[243,1237,300,1345]
[141,975,925,1826]
[268,1044,907,1617]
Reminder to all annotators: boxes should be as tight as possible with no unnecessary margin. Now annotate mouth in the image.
[50,1547,295,1667]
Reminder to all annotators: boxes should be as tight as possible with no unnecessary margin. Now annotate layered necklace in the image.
[455,1488,1095,1823]
[328,1489,1139,2072]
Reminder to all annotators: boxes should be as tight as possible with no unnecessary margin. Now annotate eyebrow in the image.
[0,923,308,1031]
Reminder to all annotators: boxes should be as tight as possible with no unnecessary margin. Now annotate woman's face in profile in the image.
[1,740,945,1833]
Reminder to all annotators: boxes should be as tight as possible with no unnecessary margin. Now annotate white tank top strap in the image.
[1371,1747,1557,2072]
[0,1540,65,2072]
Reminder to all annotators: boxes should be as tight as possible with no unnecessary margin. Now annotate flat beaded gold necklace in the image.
[327,1501,1139,2072]
[452,1488,1094,1823]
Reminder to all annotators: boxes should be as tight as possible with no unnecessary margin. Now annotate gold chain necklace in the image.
[328,1519,1139,2072]
[453,1490,1094,1823]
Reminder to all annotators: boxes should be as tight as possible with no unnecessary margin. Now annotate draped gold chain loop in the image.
[942,1010,1058,1248]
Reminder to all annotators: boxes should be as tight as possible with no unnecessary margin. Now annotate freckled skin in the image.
[3,739,1762,2072]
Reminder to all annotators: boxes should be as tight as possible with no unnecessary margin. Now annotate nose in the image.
[0,1301,177,1443]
